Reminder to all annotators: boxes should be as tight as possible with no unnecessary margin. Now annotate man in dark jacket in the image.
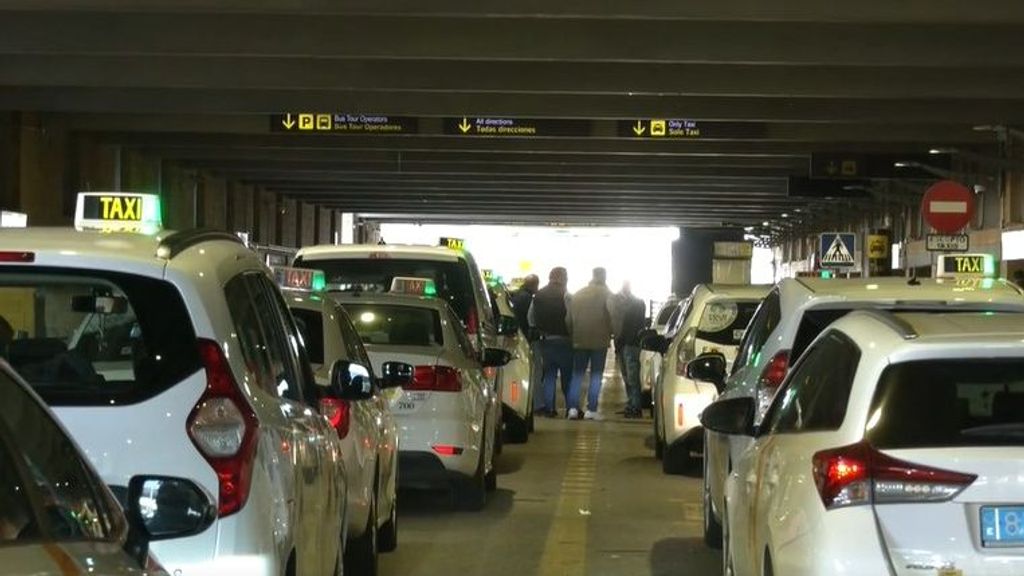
[528,267,573,417]
[615,283,647,418]
[510,274,539,340]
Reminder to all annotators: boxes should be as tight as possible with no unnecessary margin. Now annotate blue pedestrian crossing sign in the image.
[820,233,857,267]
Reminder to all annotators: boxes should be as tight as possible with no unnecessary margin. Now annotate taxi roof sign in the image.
[390,276,437,297]
[439,237,465,251]
[74,192,162,234]
[273,266,326,292]
[937,253,996,279]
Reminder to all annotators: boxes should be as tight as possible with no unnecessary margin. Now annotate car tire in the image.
[493,421,504,456]
[377,491,398,553]
[505,416,529,444]
[344,492,378,576]
[702,440,723,549]
[653,405,664,460]
[527,408,535,433]
[456,457,487,511]
[662,447,685,475]
[485,466,497,492]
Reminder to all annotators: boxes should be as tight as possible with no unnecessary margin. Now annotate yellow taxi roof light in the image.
[74,192,163,234]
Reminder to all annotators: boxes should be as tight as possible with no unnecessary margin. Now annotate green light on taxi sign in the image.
[311,270,326,292]
[820,270,834,279]
[423,281,437,297]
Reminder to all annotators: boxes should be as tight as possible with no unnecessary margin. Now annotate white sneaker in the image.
[567,408,580,420]
[584,410,603,421]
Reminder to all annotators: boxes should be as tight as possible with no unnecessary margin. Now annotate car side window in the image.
[732,290,780,374]
[449,308,480,362]
[252,275,316,405]
[764,330,860,435]
[224,275,278,396]
[336,307,373,369]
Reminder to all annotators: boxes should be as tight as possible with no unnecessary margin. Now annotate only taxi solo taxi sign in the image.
[74,192,163,234]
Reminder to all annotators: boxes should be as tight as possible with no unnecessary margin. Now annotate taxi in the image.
[0,193,347,576]
[700,310,1024,576]
[639,296,682,414]
[0,356,202,575]
[702,272,1024,551]
[275,267,400,575]
[487,281,534,443]
[643,284,768,474]
[333,278,511,511]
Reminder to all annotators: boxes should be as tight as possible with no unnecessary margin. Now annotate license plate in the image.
[981,506,1024,547]
[394,391,428,412]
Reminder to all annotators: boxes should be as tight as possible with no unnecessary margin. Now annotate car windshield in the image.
[342,303,444,347]
[0,268,201,406]
[295,257,474,323]
[867,359,1024,448]
[0,370,121,544]
[696,300,760,346]
[655,301,679,326]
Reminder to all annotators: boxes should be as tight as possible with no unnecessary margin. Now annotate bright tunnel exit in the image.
[379,224,680,306]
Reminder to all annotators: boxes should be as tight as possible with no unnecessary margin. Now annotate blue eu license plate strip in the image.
[981,506,1024,547]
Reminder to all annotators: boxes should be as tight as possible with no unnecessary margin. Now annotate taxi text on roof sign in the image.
[937,253,996,279]
[440,237,465,251]
[390,277,437,297]
[274,267,326,292]
[74,192,163,234]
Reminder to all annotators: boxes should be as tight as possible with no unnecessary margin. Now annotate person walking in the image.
[511,274,543,412]
[528,267,573,417]
[567,267,615,421]
[615,283,647,418]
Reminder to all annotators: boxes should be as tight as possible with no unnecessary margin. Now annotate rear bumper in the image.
[398,451,473,490]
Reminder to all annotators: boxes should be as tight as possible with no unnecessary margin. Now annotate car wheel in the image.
[527,408,535,433]
[653,405,664,459]
[377,490,398,553]
[505,416,529,444]
[455,443,487,511]
[493,421,504,456]
[702,439,723,549]
[344,491,378,576]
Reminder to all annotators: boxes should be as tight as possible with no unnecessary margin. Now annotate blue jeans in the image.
[570,348,609,413]
[621,345,642,412]
[539,337,573,413]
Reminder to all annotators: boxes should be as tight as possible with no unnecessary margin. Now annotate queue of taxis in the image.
[0,193,349,576]
[333,278,512,511]
[275,267,400,575]
[486,280,535,443]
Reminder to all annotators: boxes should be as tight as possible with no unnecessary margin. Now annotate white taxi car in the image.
[276,267,399,575]
[703,275,1024,550]
[639,296,682,412]
[0,193,347,576]
[701,310,1024,576]
[334,279,511,511]
[644,284,768,474]
[488,282,534,443]
[0,356,204,576]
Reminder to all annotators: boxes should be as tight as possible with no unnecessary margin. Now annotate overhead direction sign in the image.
[922,180,975,234]
[927,234,970,252]
[444,117,589,137]
[271,113,418,134]
[819,232,857,268]
[810,153,952,180]
[618,119,766,139]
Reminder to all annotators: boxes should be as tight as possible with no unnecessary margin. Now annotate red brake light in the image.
[758,350,790,390]
[432,444,464,456]
[0,251,34,262]
[188,339,259,517]
[319,397,352,439]
[408,365,463,392]
[812,442,976,510]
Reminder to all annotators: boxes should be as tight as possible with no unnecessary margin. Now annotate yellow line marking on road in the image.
[538,429,600,576]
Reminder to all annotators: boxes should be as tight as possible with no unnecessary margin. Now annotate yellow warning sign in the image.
[867,234,888,259]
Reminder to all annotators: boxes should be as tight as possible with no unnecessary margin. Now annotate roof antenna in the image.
[907,272,921,286]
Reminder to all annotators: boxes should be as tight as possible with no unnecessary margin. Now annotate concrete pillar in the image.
[317,208,332,245]
[161,163,197,230]
[229,182,255,235]
[76,135,119,193]
[279,197,298,248]
[256,188,277,244]
[299,202,316,247]
[199,174,227,230]
[122,149,161,193]
[0,113,18,215]
[16,112,70,225]
[671,227,745,294]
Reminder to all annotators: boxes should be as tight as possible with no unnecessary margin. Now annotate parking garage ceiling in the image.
[2,0,1023,227]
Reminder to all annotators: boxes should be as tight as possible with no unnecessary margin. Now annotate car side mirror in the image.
[482,347,513,368]
[380,361,414,389]
[329,360,374,400]
[125,476,216,543]
[686,352,728,393]
[639,330,669,354]
[496,315,519,336]
[699,397,756,436]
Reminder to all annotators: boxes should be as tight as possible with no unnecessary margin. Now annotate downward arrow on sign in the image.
[281,113,296,130]
[632,121,646,136]
[458,118,473,134]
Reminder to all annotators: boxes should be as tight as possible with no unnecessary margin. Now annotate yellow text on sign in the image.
[100,196,142,221]
[954,256,984,274]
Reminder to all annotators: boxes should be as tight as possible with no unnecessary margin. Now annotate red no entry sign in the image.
[922,180,975,234]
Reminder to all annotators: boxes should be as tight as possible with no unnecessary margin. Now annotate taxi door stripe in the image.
[43,543,85,576]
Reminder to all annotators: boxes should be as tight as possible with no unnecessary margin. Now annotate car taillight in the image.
[755,350,790,413]
[319,397,352,439]
[188,339,259,518]
[812,442,976,510]
[432,444,464,456]
[465,306,478,335]
[407,365,463,392]
[0,251,34,262]
[675,328,697,376]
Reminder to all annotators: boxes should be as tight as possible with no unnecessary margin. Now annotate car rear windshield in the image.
[0,267,201,406]
[295,257,475,323]
[342,303,443,347]
[866,359,1024,448]
[696,300,760,346]
[291,308,326,365]
[655,301,679,326]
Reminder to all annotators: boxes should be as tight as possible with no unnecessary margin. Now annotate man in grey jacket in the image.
[567,267,615,420]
